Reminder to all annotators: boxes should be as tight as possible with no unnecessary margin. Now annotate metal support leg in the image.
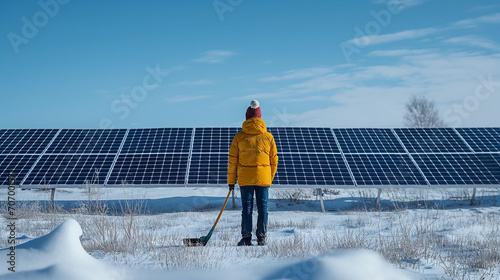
[50,188,56,211]
[376,188,382,211]
[470,188,476,206]
[318,188,326,213]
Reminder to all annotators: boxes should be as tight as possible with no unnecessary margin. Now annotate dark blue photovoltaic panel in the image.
[0,155,39,185]
[493,153,500,166]
[0,129,58,154]
[333,128,405,154]
[268,127,339,153]
[24,154,114,185]
[456,128,500,152]
[0,127,497,187]
[188,153,228,184]
[192,128,240,153]
[345,154,427,186]
[107,154,188,185]
[46,129,126,154]
[412,154,500,185]
[274,154,353,185]
[395,128,472,153]
[121,128,192,154]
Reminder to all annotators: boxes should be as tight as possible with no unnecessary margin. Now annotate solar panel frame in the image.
[107,153,189,185]
[0,154,39,185]
[268,127,340,154]
[412,153,500,185]
[273,153,354,186]
[187,153,228,185]
[0,129,58,155]
[23,154,115,185]
[192,127,240,154]
[120,128,192,154]
[46,129,127,154]
[345,154,428,186]
[456,127,500,153]
[394,128,473,153]
[333,128,406,154]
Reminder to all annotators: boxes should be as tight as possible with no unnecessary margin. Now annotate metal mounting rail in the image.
[184,128,196,186]
[104,129,129,185]
[330,128,357,187]
[20,129,62,186]
[391,128,431,187]
[453,127,476,153]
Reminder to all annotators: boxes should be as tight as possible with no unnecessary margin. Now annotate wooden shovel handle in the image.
[212,189,232,229]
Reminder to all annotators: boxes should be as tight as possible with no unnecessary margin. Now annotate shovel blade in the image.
[183,228,214,247]
[183,238,206,247]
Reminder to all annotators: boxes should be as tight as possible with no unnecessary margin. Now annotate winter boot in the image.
[237,237,252,246]
[257,238,266,246]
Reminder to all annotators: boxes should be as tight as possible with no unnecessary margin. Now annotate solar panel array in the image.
[1,127,499,188]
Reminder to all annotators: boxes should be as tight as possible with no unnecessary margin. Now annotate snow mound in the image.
[1,219,412,280]
[264,249,411,280]
[0,218,122,280]
[129,249,412,280]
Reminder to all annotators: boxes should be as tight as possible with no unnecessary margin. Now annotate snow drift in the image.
[0,218,123,280]
[1,219,412,280]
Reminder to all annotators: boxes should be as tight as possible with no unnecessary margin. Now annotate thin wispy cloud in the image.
[368,49,433,57]
[454,12,500,27]
[346,28,438,47]
[467,5,500,13]
[193,50,236,63]
[278,96,329,103]
[177,79,214,86]
[259,67,333,82]
[277,51,500,127]
[444,35,500,51]
[231,92,287,100]
[165,94,211,103]
[374,0,426,10]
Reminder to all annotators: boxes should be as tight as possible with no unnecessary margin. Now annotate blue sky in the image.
[1,0,499,128]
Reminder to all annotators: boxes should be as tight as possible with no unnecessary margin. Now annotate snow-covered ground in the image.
[1,187,499,279]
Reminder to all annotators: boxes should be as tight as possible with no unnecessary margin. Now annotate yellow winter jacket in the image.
[227,117,278,187]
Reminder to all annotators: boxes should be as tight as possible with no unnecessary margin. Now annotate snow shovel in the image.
[183,189,232,246]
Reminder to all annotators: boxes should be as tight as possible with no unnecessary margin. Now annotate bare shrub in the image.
[404,94,445,128]
[272,188,312,202]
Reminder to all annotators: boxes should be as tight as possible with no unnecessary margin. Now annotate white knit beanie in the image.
[250,100,260,109]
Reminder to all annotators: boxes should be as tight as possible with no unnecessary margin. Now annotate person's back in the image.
[227,100,278,246]
[228,117,277,187]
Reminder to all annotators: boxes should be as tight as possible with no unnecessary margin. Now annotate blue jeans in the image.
[240,186,268,240]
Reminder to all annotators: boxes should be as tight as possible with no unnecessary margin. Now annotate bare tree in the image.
[403,94,446,128]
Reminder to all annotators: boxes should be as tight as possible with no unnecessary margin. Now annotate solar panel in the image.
[121,128,192,154]
[273,153,353,186]
[188,153,228,184]
[333,128,405,154]
[0,154,39,185]
[456,128,500,152]
[0,127,498,188]
[412,153,500,185]
[0,129,58,154]
[45,129,126,154]
[107,153,188,185]
[192,128,240,153]
[23,154,115,185]
[268,127,340,153]
[492,154,500,168]
[345,154,427,186]
[394,128,472,153]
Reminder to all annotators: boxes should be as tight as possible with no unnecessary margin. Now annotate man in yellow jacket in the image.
[228,100,278,246]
